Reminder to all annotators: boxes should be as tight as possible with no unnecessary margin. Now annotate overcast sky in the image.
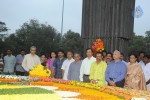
[0,0,150,36]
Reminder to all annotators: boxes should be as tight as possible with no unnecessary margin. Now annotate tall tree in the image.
[128,31,150,54]
[0,21,8,32]
[5,19,61,55]
[60,30,83,54]
[0,21,8,53]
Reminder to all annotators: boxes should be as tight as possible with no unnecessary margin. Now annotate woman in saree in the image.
[125,53,146,90]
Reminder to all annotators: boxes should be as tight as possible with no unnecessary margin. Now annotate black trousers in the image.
[16,71,25,76]
[83,74,90,83]
[24,71,29,76]
[108,78,125,88]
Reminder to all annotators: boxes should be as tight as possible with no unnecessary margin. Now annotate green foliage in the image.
[0,19,83,56]
[129,32,150,53]
[60,30,83,53]
[0,21,8,32]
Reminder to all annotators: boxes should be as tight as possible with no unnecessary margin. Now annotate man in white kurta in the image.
[80,48,96,82]
[22,46,41,73]
[139,60,145,71]
[61,51,74,80]
[144,62,150,90]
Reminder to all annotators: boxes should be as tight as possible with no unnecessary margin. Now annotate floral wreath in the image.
[92,38,104,55]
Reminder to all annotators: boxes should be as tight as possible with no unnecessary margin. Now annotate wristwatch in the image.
[95,80,99,83]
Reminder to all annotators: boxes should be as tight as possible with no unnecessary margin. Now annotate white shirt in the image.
[143,62,150,90]
[22,54,41,72]
[139,60,145,70]
[80,56,96,81]
[61,58,74,80]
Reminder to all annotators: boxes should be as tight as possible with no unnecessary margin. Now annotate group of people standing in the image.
[0,46,150,91]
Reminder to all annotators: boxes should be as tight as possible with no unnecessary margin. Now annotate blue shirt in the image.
[121,60,127,65]
[16,54,25,72]
[53,57,66,78]
[105,60,127,82]
[3,55,16,73]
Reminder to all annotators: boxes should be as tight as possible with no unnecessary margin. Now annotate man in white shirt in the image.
[22,46,41,76]
[138,51,145,62]
[62,51,74,80]
[143,55,150,90]
[140,55,149,71]
[138,51,145,70]
[80,48,96,82]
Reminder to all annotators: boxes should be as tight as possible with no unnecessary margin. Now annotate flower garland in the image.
[30,81,122,100]
[0,78,18,82]
[1,76,150,100]
[92,38,104,55]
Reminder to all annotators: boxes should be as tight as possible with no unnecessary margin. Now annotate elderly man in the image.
[105,50,127,88]
[22,46,41,76]
[62,51,74,80]
[89,52,107,86]
[67,53,82,81]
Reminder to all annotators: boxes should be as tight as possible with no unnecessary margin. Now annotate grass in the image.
[0,83,53,95]
[0,87,53,95]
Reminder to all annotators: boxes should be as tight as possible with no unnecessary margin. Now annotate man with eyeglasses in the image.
[22,46,41,76]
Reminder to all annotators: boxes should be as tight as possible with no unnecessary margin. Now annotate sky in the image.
[0,0,150,36]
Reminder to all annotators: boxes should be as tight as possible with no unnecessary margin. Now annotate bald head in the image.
[113,50,121,61]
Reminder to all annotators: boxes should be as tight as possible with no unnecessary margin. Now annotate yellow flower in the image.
[0,94,62,100]
[29,65,51,78]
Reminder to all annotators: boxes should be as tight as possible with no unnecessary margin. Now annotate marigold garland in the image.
[0,78,18,82]
[30,81,122,100]
[1,77,150,100]
[92,38,104,55]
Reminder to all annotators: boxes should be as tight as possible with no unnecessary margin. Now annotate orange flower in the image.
[92,38,105,55]
[0,78,18,82]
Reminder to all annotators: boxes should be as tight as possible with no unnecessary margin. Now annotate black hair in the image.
[102,50,107,53]
[41,54,47,58]
[20,49,25,52]
[129,53,138,59]
[107,52,113,57]
[96,52,103,56]
[57,49,65,54]
[86,48,93,53]
[144,54,150,59]
[7,49,12,51]
[74,52,81,57]
[121,52,124,56]
[139,51,145,55]
[67,51,74,55]
[50,51,56,55]
[48,51,57,58]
